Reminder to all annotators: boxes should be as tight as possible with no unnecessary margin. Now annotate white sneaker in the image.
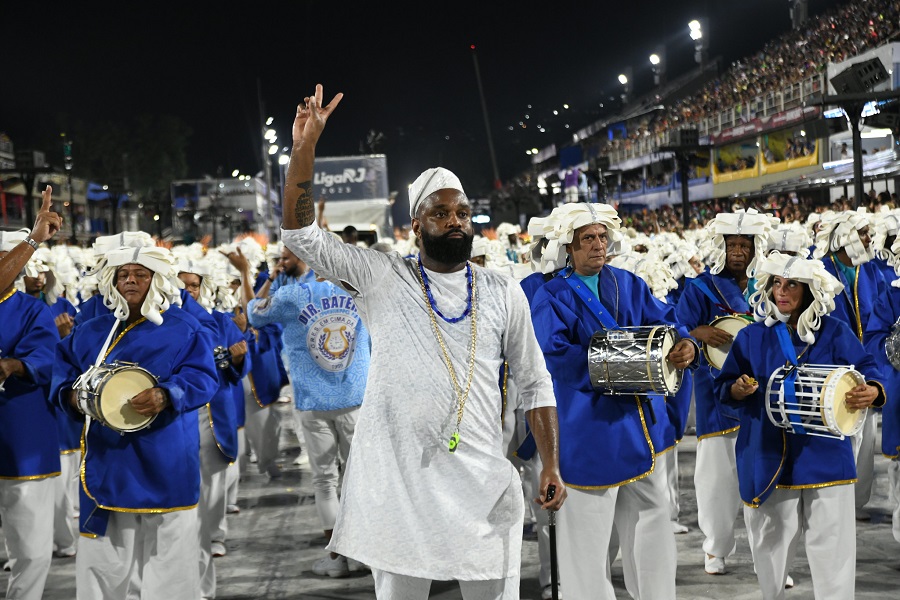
[541,584,562,599]
[671,520,689,534]
[53,546,76,558]
[312,554,349,578]
[249,450,258,464]
[226,504,240,514]
[785,574,794,589]
[704,554,726,575]
[294,453,309,466]
[347,558,371,573]
[211,542,226,557]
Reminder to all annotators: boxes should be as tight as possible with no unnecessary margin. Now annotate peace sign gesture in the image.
[292,84,343,148]
[30,185,63,243]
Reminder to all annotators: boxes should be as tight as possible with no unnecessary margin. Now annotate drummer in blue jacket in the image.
[675,208,774,575]
[530,202,697,600]
[51,246,217,600]
[715,252,884,600]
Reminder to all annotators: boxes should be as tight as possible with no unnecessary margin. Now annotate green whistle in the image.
[448,432,460,453]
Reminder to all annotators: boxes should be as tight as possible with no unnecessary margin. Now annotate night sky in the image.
[2,0,846,199]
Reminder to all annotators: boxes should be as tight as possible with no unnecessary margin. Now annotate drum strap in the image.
[775,323,805,435]
[560,269,619,330]
[690,279,732,314]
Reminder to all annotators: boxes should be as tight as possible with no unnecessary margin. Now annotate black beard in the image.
[420,229,474,265]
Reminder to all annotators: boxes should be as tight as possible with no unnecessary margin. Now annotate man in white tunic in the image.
[280,84,566,599]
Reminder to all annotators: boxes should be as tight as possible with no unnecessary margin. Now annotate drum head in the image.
[99,368,157,431]
[704,316,748,370]
[660,328,680,393]
[822,369,866,435]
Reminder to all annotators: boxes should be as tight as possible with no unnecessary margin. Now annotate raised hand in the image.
[221,247,250,274]
[30,186,63,243]
[292,84,343,148]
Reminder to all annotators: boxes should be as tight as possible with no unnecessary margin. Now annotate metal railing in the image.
[604,72,827,164]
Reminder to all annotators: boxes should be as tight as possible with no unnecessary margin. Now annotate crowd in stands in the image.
[617,188,897,235]
[565,0,899,168]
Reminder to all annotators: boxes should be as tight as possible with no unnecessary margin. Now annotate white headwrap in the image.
[98,247,182,325]
[707,208,773,277]
[0,228,30,252]
[470,236,490,259]
[749,252,844,344]
[177,258,217,312]
[408,167,465,219]
[527,203,622,274]
[813,209,873,266]
[766,223,811,258]
[92,231,155,257]
[495,222,521,248]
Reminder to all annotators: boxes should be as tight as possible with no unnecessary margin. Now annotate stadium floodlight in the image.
[649,54,660,66]
[618,73,628,85]
[688,20,702,40]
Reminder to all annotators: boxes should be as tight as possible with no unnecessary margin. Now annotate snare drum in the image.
[73,362,158,433]
[588,325,682,395]
[885,319,900,371]
[765,363,867,439]
[703,315,750,370]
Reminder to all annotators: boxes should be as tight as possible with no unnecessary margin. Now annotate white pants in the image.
[0,477,55,600]
[372,569,518,600]
[76,509,200,600]
[558,464,676,600]
[199,405,230,599]
[299,406,359,530]
[663,448,681,521]
[242,377,281,475]
[225,429,245,511]
[852,410,877,509]
[54,451,80,553]
[694,431,741,557]
[888,458,900,543]
[522,454,551,588]
[745,484,855,600]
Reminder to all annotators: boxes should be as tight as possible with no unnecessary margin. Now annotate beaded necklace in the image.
[414,260,478,453]
[417,256,473,323]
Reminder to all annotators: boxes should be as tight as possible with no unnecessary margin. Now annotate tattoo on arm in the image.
[294,181,315,227]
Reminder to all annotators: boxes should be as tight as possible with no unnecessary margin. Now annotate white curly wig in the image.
[873,209,900,267]
[766,223,811,258]
[98,247,182,326]
[707,208,773,277]
[813,209,873,266]
[527,202,622,274]
[748,252,844,344]
[609,252,678,301]
[177,258,217,312]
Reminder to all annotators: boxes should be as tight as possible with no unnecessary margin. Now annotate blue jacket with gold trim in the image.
[715,317,884,507]
[675,271,750,437]
[863,284,900,457]
[531,266,696,488]
[822,255,885,341]
[246,323,288,408]
[205,310,250,462]
[51,307,217,535]
[0,291,61,478]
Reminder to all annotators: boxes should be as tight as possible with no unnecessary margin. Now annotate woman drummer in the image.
[714,252,885,600]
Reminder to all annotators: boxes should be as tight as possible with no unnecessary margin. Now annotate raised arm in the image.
[283,84,343,230]
[0,186,62,292]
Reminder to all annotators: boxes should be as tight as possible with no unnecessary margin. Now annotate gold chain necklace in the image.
[415,263,478,453]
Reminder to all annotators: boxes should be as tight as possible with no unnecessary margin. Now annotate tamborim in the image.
[73,362,158,434]
[765,363,867,439]
[703,315,750,371]
[588,325,682,395]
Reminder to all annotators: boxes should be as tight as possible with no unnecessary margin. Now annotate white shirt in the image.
[282,224,555,580]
